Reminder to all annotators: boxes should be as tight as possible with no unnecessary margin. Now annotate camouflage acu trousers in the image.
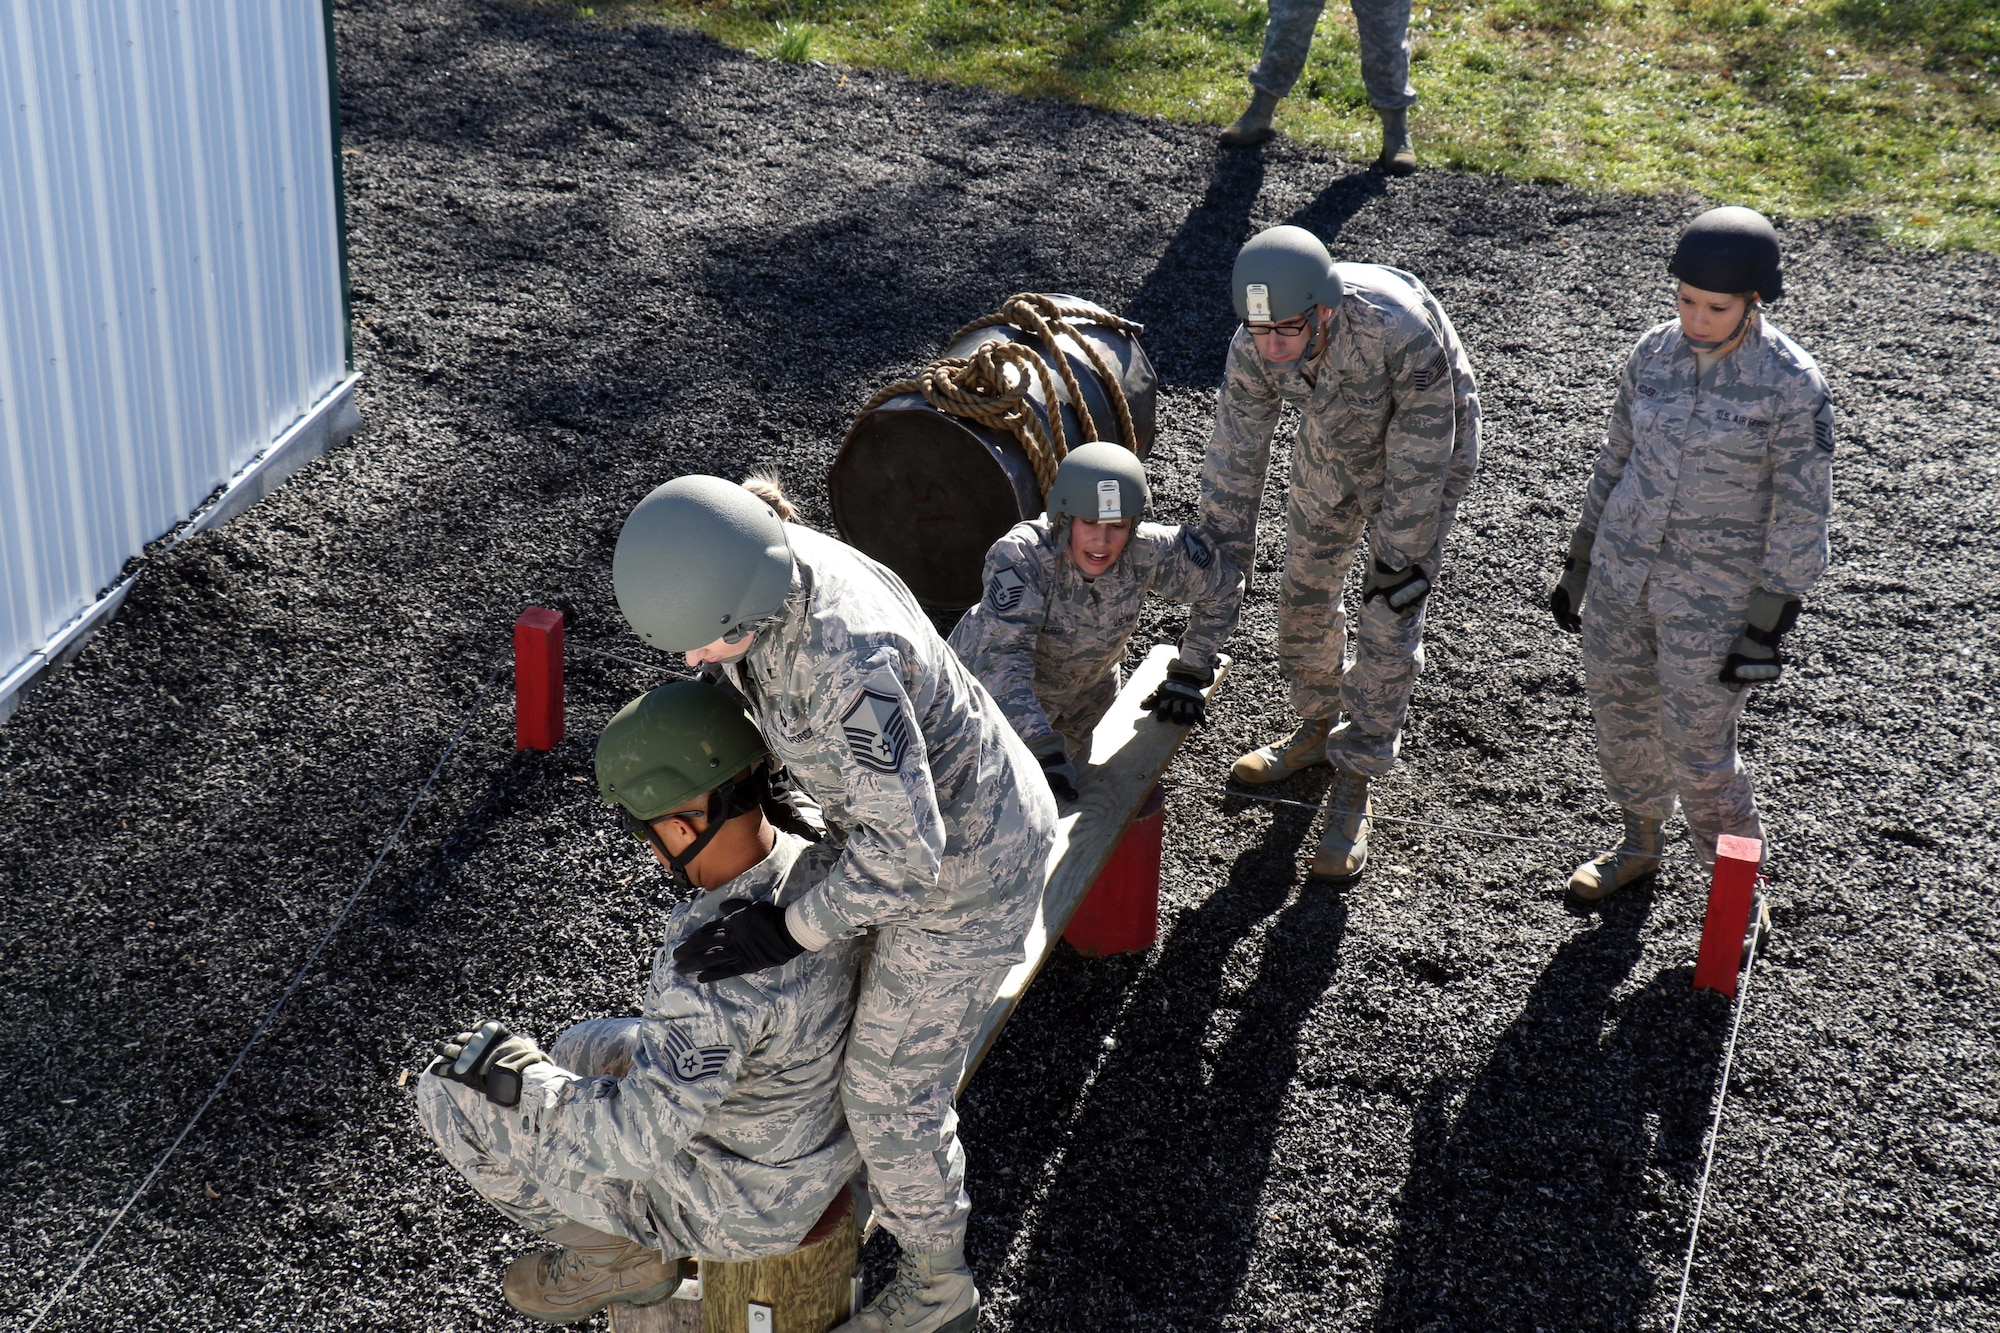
[1581,576,1764,865]
[842,926,1009,1255]
[1250,0,1415,109]
[1279,484,1458,778]
[416,1020,667,1252]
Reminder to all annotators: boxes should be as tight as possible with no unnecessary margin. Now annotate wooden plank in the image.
[960,644,1229,1088]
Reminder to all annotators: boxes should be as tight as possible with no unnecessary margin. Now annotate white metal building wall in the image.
[0,0,356,720]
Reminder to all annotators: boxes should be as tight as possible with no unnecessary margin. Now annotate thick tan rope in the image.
[861,293,1145,498]
[860,339,1068,494]
[952,293,1143,454]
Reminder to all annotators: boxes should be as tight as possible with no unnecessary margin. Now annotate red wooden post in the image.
[514,607,564,751]
[1064,786,1166,958]
[1692,833,1762,997]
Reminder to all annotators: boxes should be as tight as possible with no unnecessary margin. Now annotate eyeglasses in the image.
[620,808,707,841]
[1247,316,1313,340]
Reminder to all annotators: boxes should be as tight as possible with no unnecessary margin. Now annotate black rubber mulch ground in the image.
[3,2,1997,1329]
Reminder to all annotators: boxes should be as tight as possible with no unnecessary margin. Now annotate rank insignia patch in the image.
[840,687,914,775]
[986,565,1028,613]
[1180,528,1214,570]
[660,1024,732,1084]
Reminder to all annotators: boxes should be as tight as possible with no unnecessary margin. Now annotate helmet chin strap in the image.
[650,765,772,889]
[1684,302,1754,353]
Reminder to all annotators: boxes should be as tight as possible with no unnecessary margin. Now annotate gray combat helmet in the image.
[1046,441,1149,524]
[1232,225,1343,324]
[614,475,794,654]
[1669,206,1783,301]
[595,679,770,821]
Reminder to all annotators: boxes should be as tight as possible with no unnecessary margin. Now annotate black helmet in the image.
[1668,206,1783,302]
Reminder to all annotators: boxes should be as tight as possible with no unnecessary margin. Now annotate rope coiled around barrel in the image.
[860,293,1145,497]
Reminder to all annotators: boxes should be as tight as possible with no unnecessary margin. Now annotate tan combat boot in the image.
[1309,769,1372,882]
[1232,716,1333,785]
[1220,89,1280,147]
[503,1221,685,1325]
[1567,814,1664,902]
[1376,106,1417,176]
[834,1244,979,1333]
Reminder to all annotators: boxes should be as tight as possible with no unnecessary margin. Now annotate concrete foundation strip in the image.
[24,649,509,1332]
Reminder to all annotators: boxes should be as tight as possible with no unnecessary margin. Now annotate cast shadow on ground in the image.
[1373,883,1731,1331]
[1125,147,1387,390]
[995,802,1346,1326]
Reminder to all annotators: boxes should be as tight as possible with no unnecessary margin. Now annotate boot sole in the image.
[1307,843,1368,884]
[1564,868,1658,907]
[508,1272,685,1326]
[1230,757,1328,786]
[935,1305,980,1333]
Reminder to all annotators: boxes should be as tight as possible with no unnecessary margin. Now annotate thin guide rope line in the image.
[25,654,508,1333]
[1669,910,1763,1333]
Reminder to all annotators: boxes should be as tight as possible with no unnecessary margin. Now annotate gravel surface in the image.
[3,2,1997,1329]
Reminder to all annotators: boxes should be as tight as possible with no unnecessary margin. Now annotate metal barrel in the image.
[829,296,1156,611]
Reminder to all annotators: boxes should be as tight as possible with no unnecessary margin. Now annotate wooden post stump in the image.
[611,1187,858,1333]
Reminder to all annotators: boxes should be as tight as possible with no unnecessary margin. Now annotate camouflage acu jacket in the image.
[721,526,1053,967]
[947,517,1244,754]
[1578,317,1834,608]
[515,831,862,1257]
[1200,263,1480,577]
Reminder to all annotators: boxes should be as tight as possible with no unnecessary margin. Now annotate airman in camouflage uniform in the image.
[1554,207,1832,900]
[612,477,1057,1333]
[418,831,862,1265]
[949,518,1243,760]
[1204,228,1478,881]
[1222,0,1419,173]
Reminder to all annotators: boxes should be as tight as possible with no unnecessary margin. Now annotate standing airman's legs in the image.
[1234,488,1363,784]
[1574,582,1674,899]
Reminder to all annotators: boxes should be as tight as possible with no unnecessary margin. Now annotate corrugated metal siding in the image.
[0,0,348,685]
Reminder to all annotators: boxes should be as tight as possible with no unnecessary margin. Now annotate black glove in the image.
[432,1020,547,1108]
[1036,744,1080,803]
[1549,527,1593,634]
[1720,591,1801,688]
[762,769,827,843]
[1141,661,1214,727]
[674,899,806,983]
[1362,556,1430,615]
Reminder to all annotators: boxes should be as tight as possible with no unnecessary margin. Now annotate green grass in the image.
[582,0,2000,248]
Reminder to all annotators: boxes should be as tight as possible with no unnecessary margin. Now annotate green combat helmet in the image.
[595,680,772,880]
[1232,225,1343,325]
[614,476,794,654]
[1046,441,1149,525]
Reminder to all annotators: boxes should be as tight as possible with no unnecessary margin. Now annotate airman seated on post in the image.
[416,680,863,1327]
[949,441,1245,802]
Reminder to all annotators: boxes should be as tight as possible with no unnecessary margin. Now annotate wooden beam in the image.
[960,644,1229,1089]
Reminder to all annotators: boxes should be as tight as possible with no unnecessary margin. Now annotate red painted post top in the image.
[1065,786,1166,958]
[1693,833,1762,997]
[515,607,564,752]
